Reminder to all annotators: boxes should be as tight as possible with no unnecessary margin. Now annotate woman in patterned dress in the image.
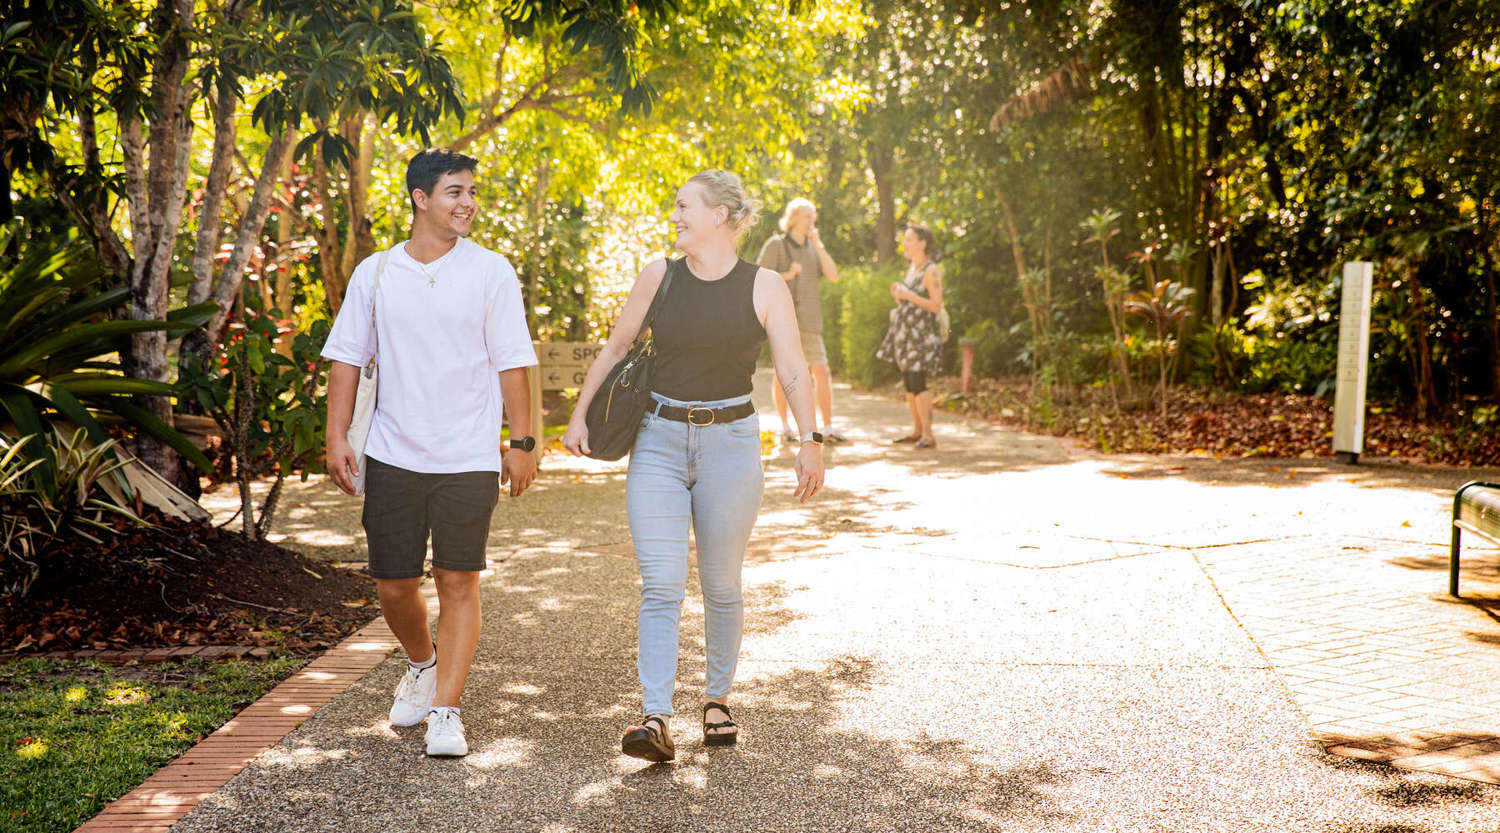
[875,223,944,449]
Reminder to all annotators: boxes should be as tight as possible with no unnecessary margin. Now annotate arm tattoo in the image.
[780,372,804,396]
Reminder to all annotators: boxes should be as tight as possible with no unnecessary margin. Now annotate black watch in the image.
[508,435,536,452]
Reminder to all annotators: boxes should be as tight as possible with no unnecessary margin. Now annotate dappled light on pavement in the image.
[176,371,1500,831]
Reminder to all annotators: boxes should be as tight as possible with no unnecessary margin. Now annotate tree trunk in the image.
[122,0,195,481]
[178,80,240,381]
[1158,348,1168,419]
[312,147,349,316]
[256,473,286,540]
[272,146,295,315]
[868,140,896,261]
[1406,266,1439,418]
[203,128,293,343]
[1209,245,1225,328]
[187,81,239,309]
[995,189,1030,281]
[310,120,380,319]
[180,127,292,371]
[339,116,377,282]
[236,343,256,541]
[997,187,1050,373]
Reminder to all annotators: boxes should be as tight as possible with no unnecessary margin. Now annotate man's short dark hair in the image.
[406,149,478,214]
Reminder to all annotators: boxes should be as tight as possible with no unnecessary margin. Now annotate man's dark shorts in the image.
[362,457,499,579]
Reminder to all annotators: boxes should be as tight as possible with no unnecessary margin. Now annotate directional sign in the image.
[538,342,604,390]
[542,367,592,389]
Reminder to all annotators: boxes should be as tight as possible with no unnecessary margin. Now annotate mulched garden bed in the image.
[1,513,377,656]
[924,375,1500,467]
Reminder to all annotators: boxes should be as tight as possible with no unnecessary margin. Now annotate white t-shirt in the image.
[321,238,537,474]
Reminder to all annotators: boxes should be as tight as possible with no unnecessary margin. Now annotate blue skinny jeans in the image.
[626,392,764,716]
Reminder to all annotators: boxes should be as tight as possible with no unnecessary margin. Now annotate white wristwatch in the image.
[800,431,824,445]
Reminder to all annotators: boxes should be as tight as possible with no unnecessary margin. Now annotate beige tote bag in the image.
[347,249,389,496]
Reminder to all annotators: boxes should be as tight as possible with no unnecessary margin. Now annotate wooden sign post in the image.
[525,342,605,453]
[1332,262,1374,463]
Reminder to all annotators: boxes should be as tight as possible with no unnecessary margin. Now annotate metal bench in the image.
[1451,481,1500,596]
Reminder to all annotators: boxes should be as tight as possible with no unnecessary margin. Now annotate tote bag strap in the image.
[632,257,677,348]
[368,248,390,369]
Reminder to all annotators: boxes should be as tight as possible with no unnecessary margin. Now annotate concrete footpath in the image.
[179,370,1500,832]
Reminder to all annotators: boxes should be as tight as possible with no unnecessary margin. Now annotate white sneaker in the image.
[388,662,437,727]
[425,709,468,757]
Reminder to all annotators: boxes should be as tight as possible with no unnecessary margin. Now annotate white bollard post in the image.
[1333,262,1374,463]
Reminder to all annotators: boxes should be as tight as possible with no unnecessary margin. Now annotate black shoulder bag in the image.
[584,260,677,461]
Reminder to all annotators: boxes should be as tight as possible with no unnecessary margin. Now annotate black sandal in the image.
[621,714,675,762]
[702,701,739,746]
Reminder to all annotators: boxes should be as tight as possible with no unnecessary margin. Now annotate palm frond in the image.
[990,50,1100,131]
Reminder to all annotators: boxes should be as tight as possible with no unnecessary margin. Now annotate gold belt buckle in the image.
[687,407,715,426]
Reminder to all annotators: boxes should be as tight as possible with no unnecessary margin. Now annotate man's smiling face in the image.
[416,169,477,238]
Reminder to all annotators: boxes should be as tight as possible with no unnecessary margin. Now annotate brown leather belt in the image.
[652,401,756,426]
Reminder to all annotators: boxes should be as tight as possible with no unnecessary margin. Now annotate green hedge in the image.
[835,262,904,389]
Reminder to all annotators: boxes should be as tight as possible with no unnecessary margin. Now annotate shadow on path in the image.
[176,540,1073,833]
[175,371,1500,832]
[1099,455,1500,496]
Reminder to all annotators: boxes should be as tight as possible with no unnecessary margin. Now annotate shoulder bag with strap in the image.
[346,249,389,495]
[583,259,677,461]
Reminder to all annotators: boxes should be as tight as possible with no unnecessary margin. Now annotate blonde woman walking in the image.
[564,171,825,761]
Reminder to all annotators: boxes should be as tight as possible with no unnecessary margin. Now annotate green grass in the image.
[0,656,305,833]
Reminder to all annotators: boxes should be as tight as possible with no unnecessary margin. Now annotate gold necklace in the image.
[412,250,450,287]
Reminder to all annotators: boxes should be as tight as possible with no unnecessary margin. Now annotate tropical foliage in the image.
[788,0,1500,416]
[3,0,1498,518]
[0,222,213,491]
[180,311,330,542]
[0,429,148,599]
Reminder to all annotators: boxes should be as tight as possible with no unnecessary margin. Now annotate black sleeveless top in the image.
[650,257,766,401]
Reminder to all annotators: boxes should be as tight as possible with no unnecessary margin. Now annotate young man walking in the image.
[322,149,538,757]
[757,197,844,443]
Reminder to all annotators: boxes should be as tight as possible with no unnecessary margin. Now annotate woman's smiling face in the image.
[670,182,724,249]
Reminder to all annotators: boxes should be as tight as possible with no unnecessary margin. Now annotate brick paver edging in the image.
[70,618,400,833]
